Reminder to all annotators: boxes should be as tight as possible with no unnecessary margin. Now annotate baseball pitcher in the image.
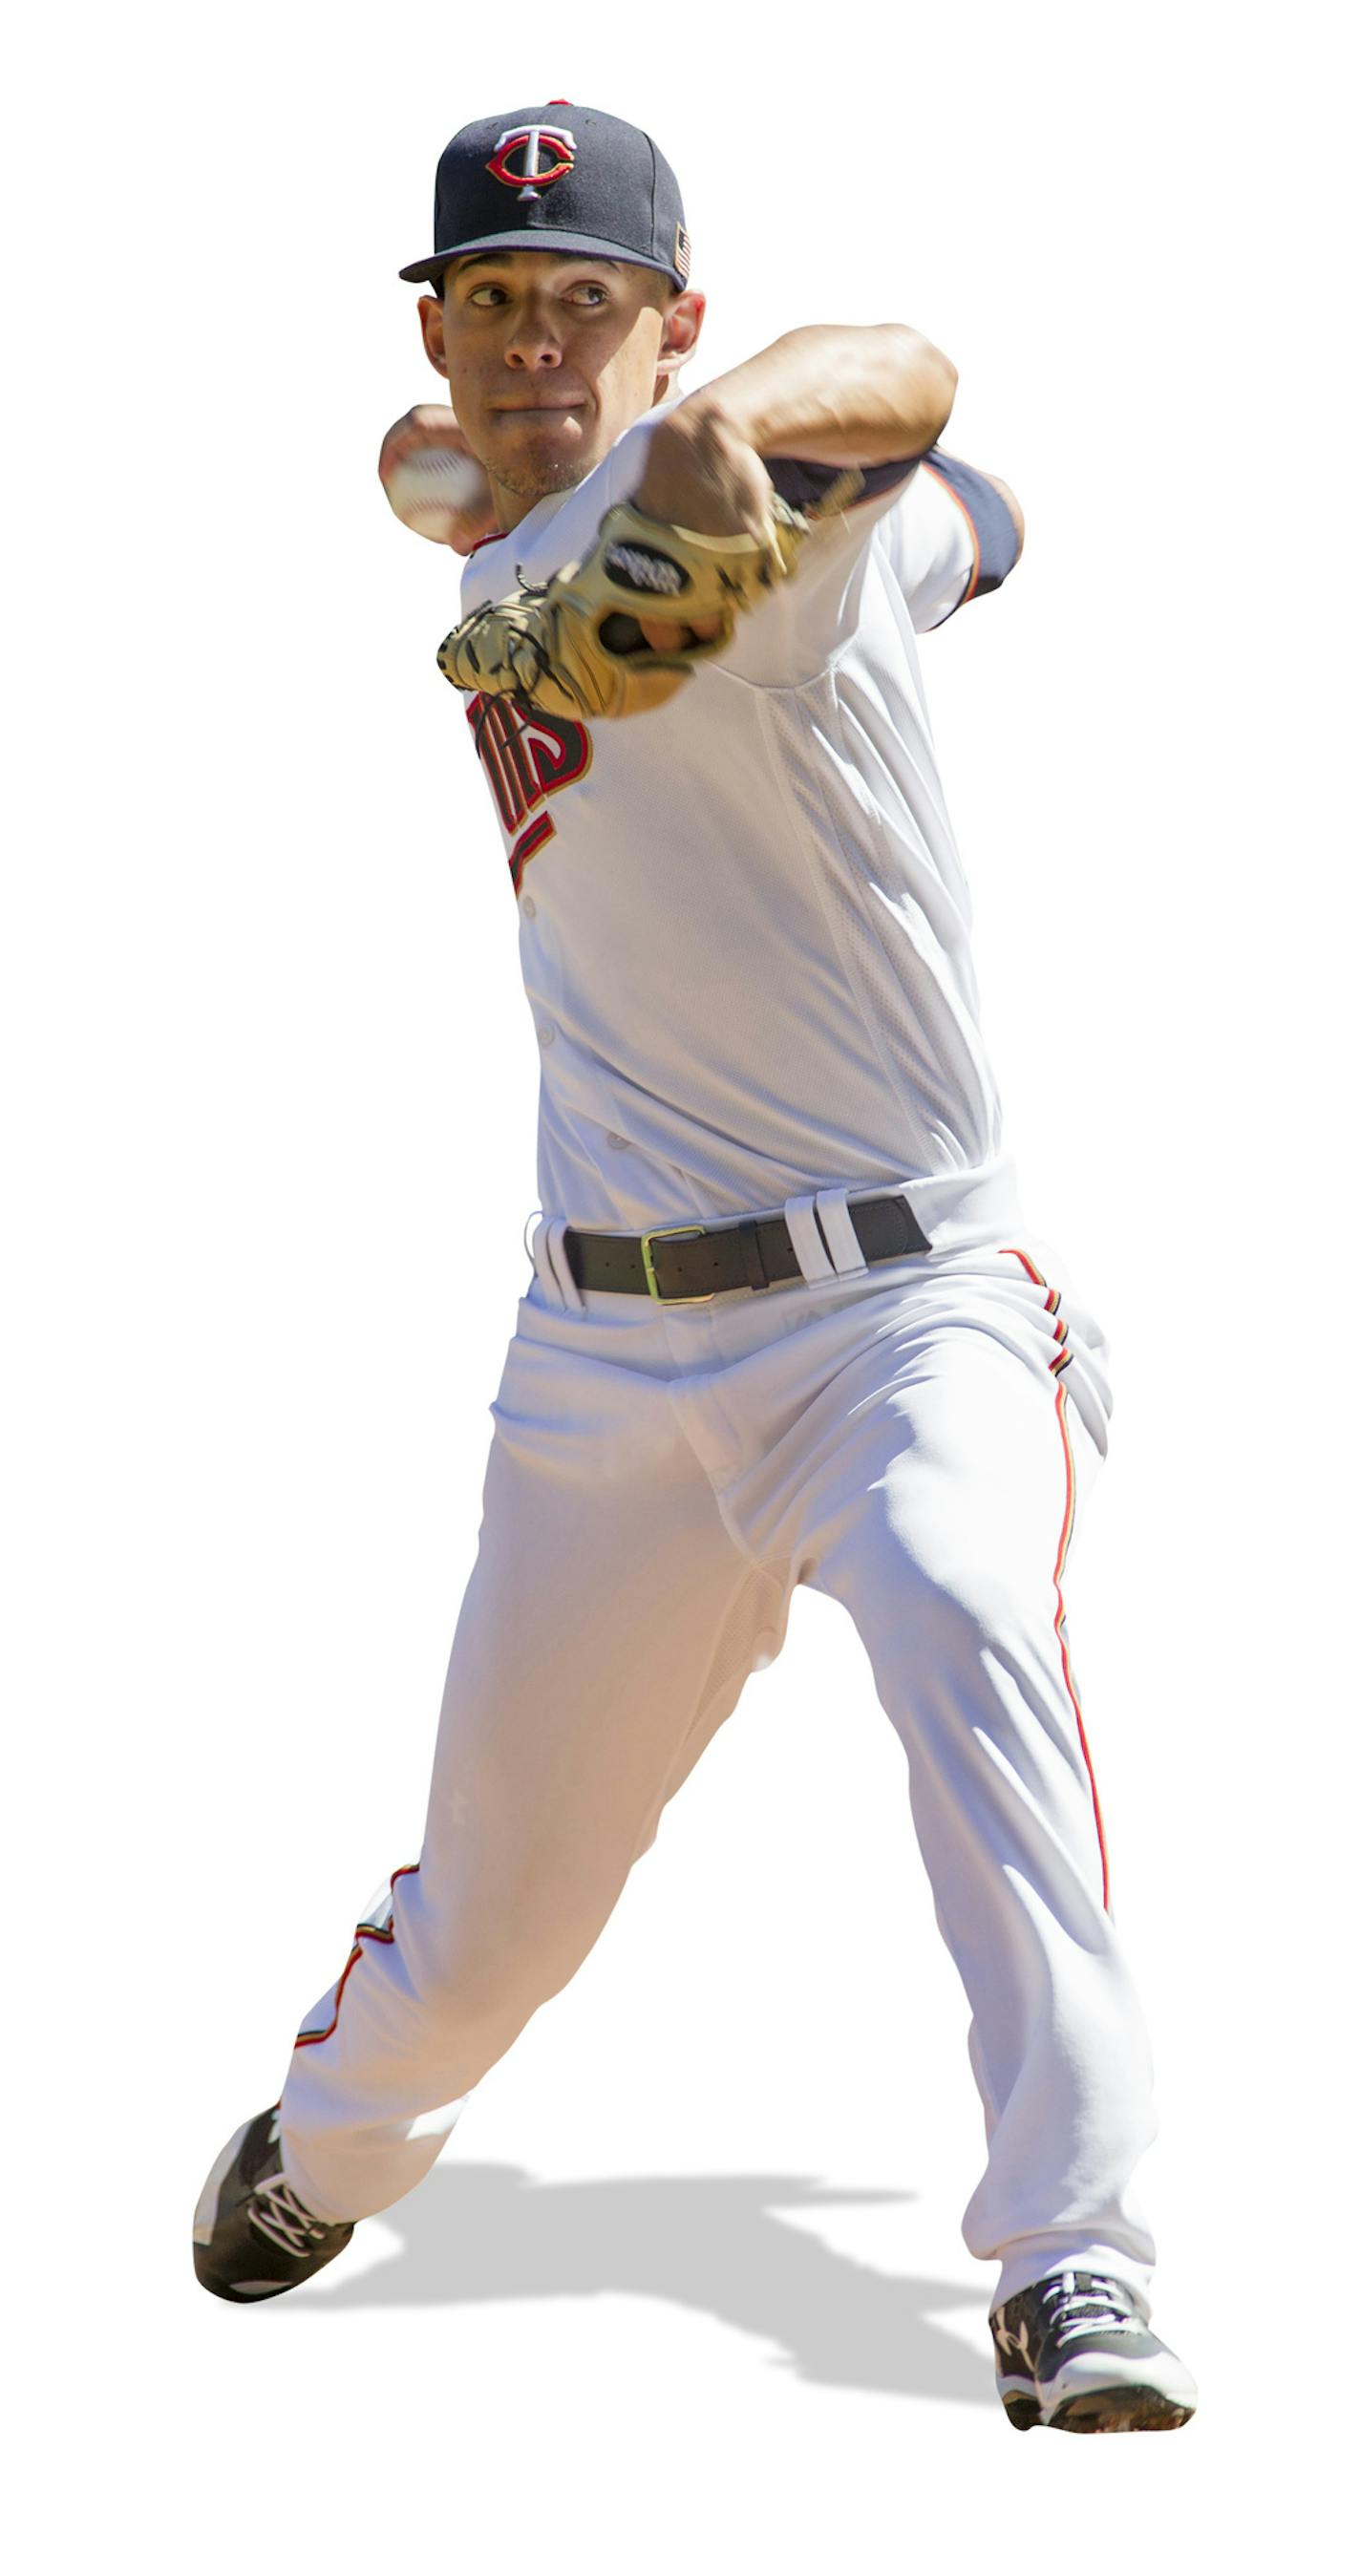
[193,101,1197,2437]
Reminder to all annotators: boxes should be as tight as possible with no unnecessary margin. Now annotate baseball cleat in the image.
[988,2269,1198,2432]
[193,2103,355,2303]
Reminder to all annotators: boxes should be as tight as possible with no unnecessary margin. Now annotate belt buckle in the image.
[639,1223,714,1305]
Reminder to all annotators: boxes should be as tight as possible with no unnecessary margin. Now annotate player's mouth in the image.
[492,412,586,429]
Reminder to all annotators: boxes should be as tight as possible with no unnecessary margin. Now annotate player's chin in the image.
[489,410,596,491]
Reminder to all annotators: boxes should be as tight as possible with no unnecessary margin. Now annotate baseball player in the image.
[194,101,1198,2436]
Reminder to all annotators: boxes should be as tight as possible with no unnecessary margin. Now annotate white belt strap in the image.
[782,1192,837,1283]
[813,1185,868,1278]
[529,1215,586,1311]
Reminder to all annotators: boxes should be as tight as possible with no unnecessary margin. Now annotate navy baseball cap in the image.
[398,101,691,292]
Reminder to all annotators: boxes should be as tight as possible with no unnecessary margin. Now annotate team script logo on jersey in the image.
[466,692,592,889]
[485,125,576,202]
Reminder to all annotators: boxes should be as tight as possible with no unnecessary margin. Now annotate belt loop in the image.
[528,1216,559,1303]
[543,1217,586,1312]
[529,1216,586,1311]
[783,1192,837,1283]
[813,1185,867,1278]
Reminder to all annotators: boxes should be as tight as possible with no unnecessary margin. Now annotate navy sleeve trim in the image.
[918,449,1021,614]
[761,454,920,511]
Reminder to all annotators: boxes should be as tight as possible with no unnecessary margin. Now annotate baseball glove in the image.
[436,469,865,721]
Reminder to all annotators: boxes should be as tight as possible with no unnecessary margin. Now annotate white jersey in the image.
[455,400,1023,1236]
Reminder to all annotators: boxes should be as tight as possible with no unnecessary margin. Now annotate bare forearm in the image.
[683,323,957,467]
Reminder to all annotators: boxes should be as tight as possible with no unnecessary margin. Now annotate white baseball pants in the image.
[275,1185,1161,2316]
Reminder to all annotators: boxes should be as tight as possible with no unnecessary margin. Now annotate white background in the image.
[6,1,1353,2563]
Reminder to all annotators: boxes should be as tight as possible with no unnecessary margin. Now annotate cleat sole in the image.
[1048,2385,1196,2434]
[192,2260,294,2303]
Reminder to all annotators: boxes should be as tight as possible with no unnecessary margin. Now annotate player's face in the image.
[418,250,703,510]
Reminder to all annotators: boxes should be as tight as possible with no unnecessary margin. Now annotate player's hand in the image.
[627,404,776,651]
[377,405,500,554]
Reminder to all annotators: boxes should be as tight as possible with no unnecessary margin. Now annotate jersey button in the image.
[606,1132,629,1150]
[521,896,537,920]
[537,1021,556,1047]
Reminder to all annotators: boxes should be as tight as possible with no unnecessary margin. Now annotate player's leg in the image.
[738,1246,1162,2320]
[266,1288,785,2230]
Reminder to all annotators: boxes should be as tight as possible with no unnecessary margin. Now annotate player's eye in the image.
[466,284,510,307]
[566,283,609,305]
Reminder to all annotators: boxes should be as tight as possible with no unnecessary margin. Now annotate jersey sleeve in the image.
[714,446,1020,686]
[878,449,1023,630]
[713,455,919,686]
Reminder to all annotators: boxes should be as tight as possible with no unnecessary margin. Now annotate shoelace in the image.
[248,2174,336,2258]
[1040,2272,1143,2351]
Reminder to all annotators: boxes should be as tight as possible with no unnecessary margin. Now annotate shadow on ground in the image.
[270,2161,994,2403]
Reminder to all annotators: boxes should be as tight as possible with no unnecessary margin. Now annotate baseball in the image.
[384,445,491,541]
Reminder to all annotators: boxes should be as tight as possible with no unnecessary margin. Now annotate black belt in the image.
[563,1190,931,1303]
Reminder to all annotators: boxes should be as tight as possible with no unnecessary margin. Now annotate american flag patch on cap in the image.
[673,224,691,279]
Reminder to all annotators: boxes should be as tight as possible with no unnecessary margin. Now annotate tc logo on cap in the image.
[486,124,577,202]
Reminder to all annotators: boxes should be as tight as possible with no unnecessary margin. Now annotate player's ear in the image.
[655,287,705,391]
[417,291,449,379]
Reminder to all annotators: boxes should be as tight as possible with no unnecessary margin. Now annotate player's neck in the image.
[489,488,548,534]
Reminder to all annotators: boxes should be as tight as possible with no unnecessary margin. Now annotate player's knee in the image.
[407,1892,584,2029]
[923,1557,1031,1659]
[834,1525,1031,1672]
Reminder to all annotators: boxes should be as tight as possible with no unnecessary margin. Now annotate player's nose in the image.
[502,318,564,369]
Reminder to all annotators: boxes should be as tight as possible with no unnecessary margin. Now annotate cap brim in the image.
[398,229,681,285]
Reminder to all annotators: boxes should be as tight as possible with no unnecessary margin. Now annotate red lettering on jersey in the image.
[509,811,556,890]
[465,693,592,885]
